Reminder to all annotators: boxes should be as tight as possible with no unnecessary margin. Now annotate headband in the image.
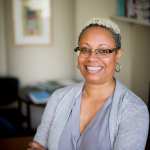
[83,18,120,34]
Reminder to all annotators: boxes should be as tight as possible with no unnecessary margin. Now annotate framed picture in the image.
[12,0,51,46]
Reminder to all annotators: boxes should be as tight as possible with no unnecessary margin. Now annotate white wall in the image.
[115,21,150,101]
[75,0,116,42]
[4,0,75,86]
[128,25,150,101]
[0,0,7,75]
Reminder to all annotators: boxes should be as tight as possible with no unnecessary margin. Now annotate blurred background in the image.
[0,0,150,149]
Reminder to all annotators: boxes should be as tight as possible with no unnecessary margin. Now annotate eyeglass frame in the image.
[74,46,119,58]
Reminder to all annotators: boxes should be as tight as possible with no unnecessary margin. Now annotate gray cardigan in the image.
[34,80,149,150]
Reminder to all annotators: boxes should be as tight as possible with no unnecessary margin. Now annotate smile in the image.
[86,66,103,73]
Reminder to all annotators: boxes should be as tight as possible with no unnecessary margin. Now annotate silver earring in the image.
[115,63,121,72]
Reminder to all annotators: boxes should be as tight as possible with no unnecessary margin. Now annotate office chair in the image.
[0,76,26,137]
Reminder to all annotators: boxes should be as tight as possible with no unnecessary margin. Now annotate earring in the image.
[115,62,121,72]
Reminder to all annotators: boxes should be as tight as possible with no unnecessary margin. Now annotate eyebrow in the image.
[79,43,90,47]
[80,43,112,49]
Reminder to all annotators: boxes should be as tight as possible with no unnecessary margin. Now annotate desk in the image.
[19,86,50,130]
[19,96,46,131]
[18,81,66,130]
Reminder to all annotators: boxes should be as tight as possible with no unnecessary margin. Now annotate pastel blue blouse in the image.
[58,94,112,150]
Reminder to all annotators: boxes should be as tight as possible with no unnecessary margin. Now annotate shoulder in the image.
[115,80,147,107]
[122,90,149,122]
[49,82,84,99]
[115,80,149,122]
[45,82,84,111]
[125,89,147,109]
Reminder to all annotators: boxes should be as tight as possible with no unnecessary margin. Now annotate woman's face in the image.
[78,26,122,85]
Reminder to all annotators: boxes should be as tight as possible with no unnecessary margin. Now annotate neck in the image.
[83,79,116,101]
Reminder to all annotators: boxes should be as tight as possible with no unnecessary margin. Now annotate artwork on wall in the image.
[12,0,51,46]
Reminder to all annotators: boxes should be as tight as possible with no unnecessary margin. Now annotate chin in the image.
[85,77,105,85]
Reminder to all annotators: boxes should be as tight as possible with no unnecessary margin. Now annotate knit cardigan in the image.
[34,80,149,150]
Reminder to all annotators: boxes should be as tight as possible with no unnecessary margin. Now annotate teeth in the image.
[86,66,102,73]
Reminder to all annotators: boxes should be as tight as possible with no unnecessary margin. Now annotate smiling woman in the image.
[77,24,122,85]
[28,18,149,150]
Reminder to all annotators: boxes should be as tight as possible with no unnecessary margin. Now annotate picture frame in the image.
[12,0,51,46]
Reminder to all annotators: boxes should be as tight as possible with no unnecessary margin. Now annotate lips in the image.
[86,66,103,73]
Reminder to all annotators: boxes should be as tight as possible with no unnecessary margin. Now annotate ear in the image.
[116,48,123,61]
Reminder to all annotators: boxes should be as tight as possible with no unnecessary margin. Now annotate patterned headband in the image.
[83,18,120,34]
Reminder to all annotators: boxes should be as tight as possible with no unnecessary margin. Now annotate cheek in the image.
[105,56,117,71]
[78,56,85,67]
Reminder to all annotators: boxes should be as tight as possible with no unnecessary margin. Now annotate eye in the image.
[80,47,90,54]
[96,49,110,55]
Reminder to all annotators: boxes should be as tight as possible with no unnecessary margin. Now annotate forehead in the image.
[79,26,116,46]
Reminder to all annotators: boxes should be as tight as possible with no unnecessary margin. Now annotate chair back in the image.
[0,77,19,106]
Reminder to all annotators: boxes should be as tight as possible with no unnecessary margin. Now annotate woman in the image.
[28,18,149,150]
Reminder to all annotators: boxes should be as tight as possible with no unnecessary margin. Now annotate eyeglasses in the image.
[74,47,119,58]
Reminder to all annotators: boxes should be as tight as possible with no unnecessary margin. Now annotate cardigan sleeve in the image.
[113,97,149,150]
[33,83,83,149]
[33,89,62,148]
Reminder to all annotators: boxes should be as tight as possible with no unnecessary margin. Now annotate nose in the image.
[89,49,98,56]
[87,51,98,60]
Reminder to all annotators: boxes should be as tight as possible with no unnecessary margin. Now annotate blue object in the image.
[29,91,50,104]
